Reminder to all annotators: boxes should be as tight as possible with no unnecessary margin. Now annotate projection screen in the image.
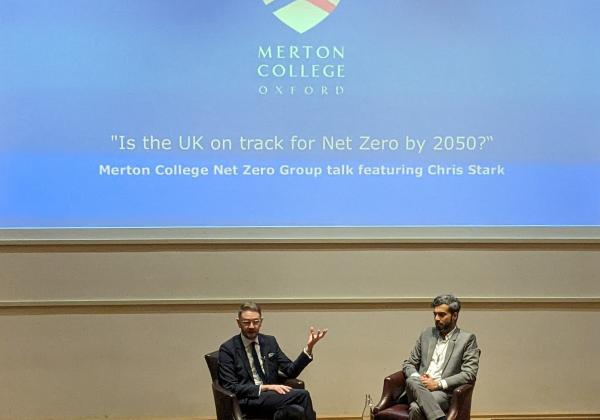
[1,0,599,243]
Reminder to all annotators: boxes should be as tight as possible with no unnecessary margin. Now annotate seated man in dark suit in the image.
[218,302,327,420]
[402,294,480,420]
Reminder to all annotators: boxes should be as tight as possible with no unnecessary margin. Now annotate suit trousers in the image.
[405,376,451,420]
[241,388,316,420]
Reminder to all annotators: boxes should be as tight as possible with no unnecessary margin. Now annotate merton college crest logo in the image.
[263,0,341,34]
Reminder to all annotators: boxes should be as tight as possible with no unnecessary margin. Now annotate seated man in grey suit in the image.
[402,294,480,420]
[218,302,327,420]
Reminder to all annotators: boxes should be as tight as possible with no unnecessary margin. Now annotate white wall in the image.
[1,244,599,419]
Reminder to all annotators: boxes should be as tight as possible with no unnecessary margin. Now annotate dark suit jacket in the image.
[218,333,312,401]
[402,327,480,391]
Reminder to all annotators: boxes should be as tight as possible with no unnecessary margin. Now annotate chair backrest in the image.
[205,351,219,381]
[205,350,246,420]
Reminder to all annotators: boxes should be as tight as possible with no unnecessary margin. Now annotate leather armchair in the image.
[372,371,475,420]
[205,351,305,420]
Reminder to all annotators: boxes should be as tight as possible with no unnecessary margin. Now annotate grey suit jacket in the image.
[402,327,480,391]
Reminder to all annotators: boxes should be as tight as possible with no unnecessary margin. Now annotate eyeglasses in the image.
[239,319,262,327]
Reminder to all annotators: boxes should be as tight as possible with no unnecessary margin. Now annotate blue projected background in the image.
[1,0,599,237]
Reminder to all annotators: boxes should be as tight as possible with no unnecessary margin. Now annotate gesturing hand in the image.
[306,326,328,354]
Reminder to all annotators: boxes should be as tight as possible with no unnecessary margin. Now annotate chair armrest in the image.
[282,378,305,389]
[446,383,474,420]
[372,371,407,414]
[212,381,244,420]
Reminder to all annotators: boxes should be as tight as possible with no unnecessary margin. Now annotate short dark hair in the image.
[431,294,461,314]
[238,301,262,318]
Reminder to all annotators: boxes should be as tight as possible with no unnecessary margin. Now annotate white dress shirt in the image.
[240,334,264,386]
[411,327,457,390]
